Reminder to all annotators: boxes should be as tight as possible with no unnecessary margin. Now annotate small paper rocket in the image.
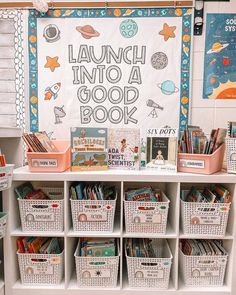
[44,82,61,100]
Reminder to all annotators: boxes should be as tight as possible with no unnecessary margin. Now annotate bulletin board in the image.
[28,7,193,139]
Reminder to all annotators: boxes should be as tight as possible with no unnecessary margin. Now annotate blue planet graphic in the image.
[157,80,179,95]
[120,19,138,38]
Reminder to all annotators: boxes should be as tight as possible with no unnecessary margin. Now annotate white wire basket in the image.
[0,164,14,191]
[124,192,169,234]
[17,250,64,285]
[180,190,230,237]
[226,138,236,174]
[70,198,117,232]
[179,247,228,286]
[125,239,172,289]
[18,186,64,232]
[0,212,7,237]
[74,240,120,288]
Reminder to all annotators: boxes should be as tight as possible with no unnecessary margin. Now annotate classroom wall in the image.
[0,0,235,131]
[191,0,236,135]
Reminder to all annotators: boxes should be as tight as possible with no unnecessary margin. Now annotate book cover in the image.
[71,127,108,171]
[146,127,178,172]
[108,128,140,170]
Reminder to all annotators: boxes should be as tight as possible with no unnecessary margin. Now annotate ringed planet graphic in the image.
[157,80,179,95]
[76,25,100,39]
[207,42,229,54]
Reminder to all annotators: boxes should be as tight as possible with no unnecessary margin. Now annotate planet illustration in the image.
[120,19,138,38]
[157,80,179,95]
[151,52,168,70]
[207,42,229,54]
[76,25,100,39]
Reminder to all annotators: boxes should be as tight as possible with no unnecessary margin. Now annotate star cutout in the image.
[44,56,60,72]
[159,23,176,41]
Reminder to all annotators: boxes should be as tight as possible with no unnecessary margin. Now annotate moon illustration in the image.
[151,52,168,70]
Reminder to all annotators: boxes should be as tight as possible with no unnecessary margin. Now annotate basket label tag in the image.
[82,269,111,278]
[78,212,107,222]
[29,212,55,222]
[0,179,8,190]
[179,159,205,169]
[135,269,164,279]
[31,159,58,167]
[191,215,221,225]
[132,213,162,224]
[25,265,54,275]
[191,267,220,278]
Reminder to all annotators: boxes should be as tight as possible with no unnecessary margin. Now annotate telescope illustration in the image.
[146,99,164,118]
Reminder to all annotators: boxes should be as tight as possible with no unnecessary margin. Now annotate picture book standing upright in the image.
[146,127,178,172]
[108,128,140,170]
[71,127,108,171]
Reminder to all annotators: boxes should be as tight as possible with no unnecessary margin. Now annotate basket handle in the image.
[137,206,155,211]
[31,258,48,263]
[84,205,102,210]
[197,260,215,265]
[89,261,106,266]
[32,204,49,209]
[140,262,158,267]
[196,207,216,212]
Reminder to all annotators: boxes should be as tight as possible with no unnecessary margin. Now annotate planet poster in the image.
[203,14,236,99]
[29,8,192,141]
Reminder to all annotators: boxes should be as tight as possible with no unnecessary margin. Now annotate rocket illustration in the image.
[44,82,61,100]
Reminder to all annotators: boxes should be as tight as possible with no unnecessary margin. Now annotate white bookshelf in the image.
[2,166,236,295]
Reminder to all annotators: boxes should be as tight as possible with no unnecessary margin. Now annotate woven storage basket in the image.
[126,239,172,289]
[179,247,228,286]
[74,240,119,288]
[180,190,230,237]
[226,138,236,174]
[124,191,169,234]
[70,197,116,232]
[0,212,7,237]
[17,250,64,285]
[18,186,64,232]
[0,164,14,191]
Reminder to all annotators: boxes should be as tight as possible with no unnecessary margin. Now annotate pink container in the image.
[27,140,70,173]
[178,144,225,175]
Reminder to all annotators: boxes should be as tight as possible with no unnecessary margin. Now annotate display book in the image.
[17,237,61,254]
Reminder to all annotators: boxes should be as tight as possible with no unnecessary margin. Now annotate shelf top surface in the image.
[13,166,236,182]
[0,127,22,138]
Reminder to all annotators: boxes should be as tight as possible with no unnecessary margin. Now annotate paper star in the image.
[44,56,60,72]
[159,23,176,41]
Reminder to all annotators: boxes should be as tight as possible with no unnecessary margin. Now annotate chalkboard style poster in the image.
[203,14,236,99]
[29,8,192,140]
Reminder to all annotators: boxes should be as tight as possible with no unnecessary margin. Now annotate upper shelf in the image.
[0,127,22,138]
[13,166,236,183]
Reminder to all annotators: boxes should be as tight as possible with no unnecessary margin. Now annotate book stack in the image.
[126,238,156,258]
[182,184,232,204]
[181,239,227,256]
[179,125,227,154]
[0,152,6,167]
[80,238,117,257]
[125,187,162,202]
[70,182,117,201]
[23,131,58,153]
[17,237,61,254]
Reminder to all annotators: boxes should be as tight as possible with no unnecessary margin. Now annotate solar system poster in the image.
[28,8,192,140]
[203,14,236,99]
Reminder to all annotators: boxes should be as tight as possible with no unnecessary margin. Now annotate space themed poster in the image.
[28,8,192,141]
[203,14,236,99]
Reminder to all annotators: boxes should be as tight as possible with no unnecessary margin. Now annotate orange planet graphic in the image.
[207,42,229,54]
[114,9,121,17]
[175,8,182,16]
[76,25,100,39]
[181,96,189,105]
[183,34,190,43]
[209,81,236,99]
[29,35,37,43]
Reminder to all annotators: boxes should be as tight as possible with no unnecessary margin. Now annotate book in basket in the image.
[146,127,178,172]
[108,128,140,170]
[71,127,108,171]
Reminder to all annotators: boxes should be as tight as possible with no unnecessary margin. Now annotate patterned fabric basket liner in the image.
[74,240,120,288]
[17,250,64,285]
[70,196,117,232]
[179,247,228,286]
[18,186,64,232]
[124,191,170,234]
[181,190,230,237]
[0,164,14,192]
[125,239,172,289]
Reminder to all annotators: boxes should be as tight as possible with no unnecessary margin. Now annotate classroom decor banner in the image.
[29,8,192,138]
[203,14,236,99]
